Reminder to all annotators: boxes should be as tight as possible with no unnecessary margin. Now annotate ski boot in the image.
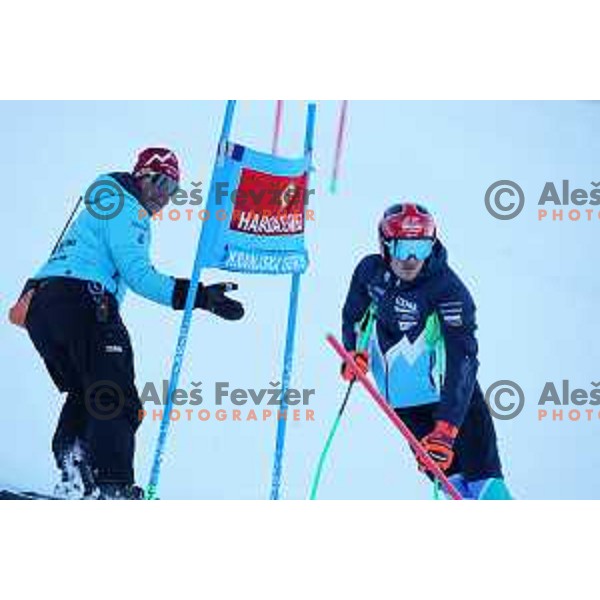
[54,440,96,500]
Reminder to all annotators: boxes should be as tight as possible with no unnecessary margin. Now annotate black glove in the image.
[172,279,244,321]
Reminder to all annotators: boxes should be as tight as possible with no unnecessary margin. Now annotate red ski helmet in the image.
[379,203,437,261]
[133,147,180,184]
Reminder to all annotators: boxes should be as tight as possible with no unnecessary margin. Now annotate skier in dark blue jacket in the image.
[341,202,511,499]
[9,147,244,499]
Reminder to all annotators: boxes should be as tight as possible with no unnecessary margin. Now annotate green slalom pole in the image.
[309,305,375,499]
[309,381,354,499]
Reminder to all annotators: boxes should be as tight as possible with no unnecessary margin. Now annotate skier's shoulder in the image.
[353,253,386,280]
[431,262,476,318]
[428,244,474,305]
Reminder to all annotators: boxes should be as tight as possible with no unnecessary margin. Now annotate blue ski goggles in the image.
[385,238,434,261]
[152,173,180,198]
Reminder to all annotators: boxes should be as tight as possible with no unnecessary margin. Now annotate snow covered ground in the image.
[2,100,600,499]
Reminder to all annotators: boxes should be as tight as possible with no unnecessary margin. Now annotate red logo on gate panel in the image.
[230,168,307,236]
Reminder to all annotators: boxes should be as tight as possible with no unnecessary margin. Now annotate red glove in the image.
[418,420,459,472]
[341,351,369,382]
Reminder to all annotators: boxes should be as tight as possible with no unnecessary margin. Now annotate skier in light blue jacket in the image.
[13,147,244,499]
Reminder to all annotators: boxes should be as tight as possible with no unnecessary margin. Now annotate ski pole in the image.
[326,334,463,500]
[51,196,83,255]
[309,305,375,499]
[330,100,348,195]
[309,381,354,500]
[271,100,284,155]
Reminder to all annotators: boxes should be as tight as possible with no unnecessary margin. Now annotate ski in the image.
[0,488,58,500]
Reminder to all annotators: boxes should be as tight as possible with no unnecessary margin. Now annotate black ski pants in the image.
[25,277,142,485]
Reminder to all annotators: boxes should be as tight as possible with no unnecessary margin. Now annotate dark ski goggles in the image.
[151,173,180,198]
[386,238,434,261]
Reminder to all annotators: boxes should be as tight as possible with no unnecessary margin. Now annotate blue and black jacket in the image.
[342,242,479,428]
[33,172,175,306]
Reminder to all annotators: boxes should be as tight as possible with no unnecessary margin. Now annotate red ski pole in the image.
[327,334,463,500]
[271,100,284,155]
